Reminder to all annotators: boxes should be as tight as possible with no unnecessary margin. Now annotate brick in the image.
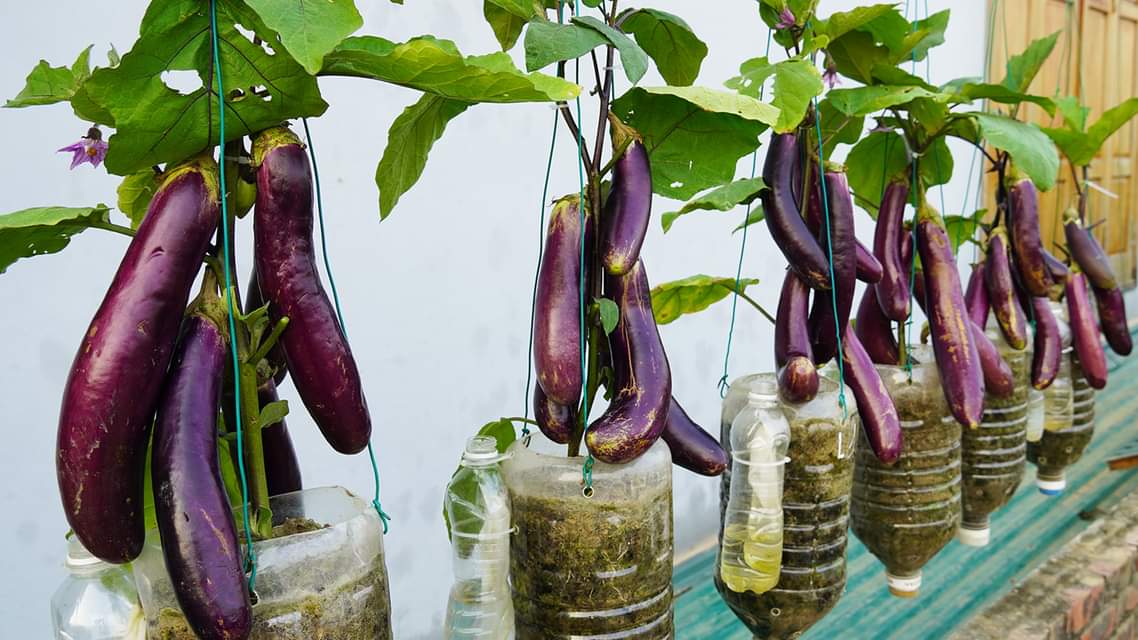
[1125,587,1138,614]
[1090,548,1136,597]
[1077,601,1118,640]
[1124,525,1138,548]
[1118,616,1137,640]
[1007,621,1050,640]
[1067,578,1106,634]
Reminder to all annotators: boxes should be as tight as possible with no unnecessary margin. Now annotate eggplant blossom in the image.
[823,61,841,89]
[58,126,108,170]
[776,7,796,30]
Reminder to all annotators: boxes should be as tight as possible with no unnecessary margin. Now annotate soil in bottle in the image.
[1028,355,1095,481]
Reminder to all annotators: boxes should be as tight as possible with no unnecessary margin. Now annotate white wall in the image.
[0,1,987,636]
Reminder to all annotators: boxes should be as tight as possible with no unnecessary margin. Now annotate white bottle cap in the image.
[886,571,921,598]
[957,525,990,547]
[1037,473,1066,496]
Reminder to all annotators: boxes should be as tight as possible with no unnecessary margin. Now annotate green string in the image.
[719,29,772,399]
[903,2,920,378]
[300,118,391,534]
[208,0,257,592]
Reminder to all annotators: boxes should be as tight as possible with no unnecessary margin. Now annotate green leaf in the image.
[442,418,518,540]
[323,35,580,103]
[828,32,891,85]
[258,400,289,428]
[826,85,949,117]
[487,0,539,19]
[596,297,620,335]
[814,4,896,41]
[974,112,1059,190]
[84,1,327,175]
[571,16,649,84]
[817,97,864,157]
[661,178,766,232]
[217,434,244,510]
[1054,95,1090,132]
[870,64,938,90]
[524,20,606,72]
[244,0,363,75]
[920,136,954,188]
[1044,97,1138,167]
[1003,31,1060,94]
[117,172,159,229]
[6,45,93,108]
[944,210,985,253]
[611,87,774,200]
[944,80,1056,114]
[621,9,707,87]
[733,206,766,233]
[846,131,908,217]
[726,58,822,133]
[377,95,472,219]
[483,1,528,51]
[0,205,113,274]
[650,275,760,325]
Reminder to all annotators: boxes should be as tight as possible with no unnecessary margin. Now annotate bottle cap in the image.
[65,536,104,571]
[463,436,501,463]
[1037,473,1066,496]
[957,524,990,547]
[886,571,921,598]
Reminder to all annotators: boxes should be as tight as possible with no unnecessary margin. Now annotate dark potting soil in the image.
[961,349,1028,527]
[1029,357,1096,478]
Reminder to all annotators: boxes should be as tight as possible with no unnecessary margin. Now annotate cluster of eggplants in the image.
[1064,208,1132,356]
[808,168,857,364]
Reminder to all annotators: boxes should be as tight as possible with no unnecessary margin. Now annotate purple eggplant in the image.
[57,156,220,563]
[761,133,831,290]
[1031,297,1062,390]
[985,227,1029,350]
[1092,284,1132,356]
[964,261,990,327]
[857,241,884,284]
[1042,249,1069,289]
[601,115,651,276]
[245,268,287,385]
[153,312,252,640]
[873,177,911,321]
[841,328,902,463]
[917,211,984,429]
[1064,208,1117,290]
[1006,175,1054,296]
[254,127,371,455]
[661,397,728,476]
[259,381,302,497]
[586,260,672,463]
[533,383,574,445]
[1066,271,1108,389]
[778,358,820,404]
[809,168,857,364]
[856,287,900,365]
[774,270,819,400]
[533,195,586,406]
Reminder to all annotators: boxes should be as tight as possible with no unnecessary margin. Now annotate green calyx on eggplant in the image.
[774,269,819,401]
[984,227,1029,350]
[253,126,372,455]
[1066,270,1108,389]
[533,383,575,445]
[855,286,899,366]
[1030,297,1062,390]
[586,259,672,464]
[534,194,590,407]
[661,397,728,477]
[873,176,912,322]
[809,168,857,365]
[1063,207,1118,290]
[761,133,831,290]
[841,327,902,463]
[601,114,651,276]
[1005,173,1054,297]
[1092,283,1132,356]
[153,312,252,640]
[57,154,221,564]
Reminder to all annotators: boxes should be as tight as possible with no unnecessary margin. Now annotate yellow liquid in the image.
[720,523,782,594]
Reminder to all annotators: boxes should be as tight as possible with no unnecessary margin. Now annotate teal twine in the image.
[521,112,560,436]
[905,158,920,378]
[300,118,391,533]
[718,28,772,399]
[208,0,258,591]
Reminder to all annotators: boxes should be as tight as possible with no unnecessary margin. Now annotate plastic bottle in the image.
[720,378,791,594]
[1028,352,1095,496]
[1026,389,1045,443]
[51,537,145,639]
[445,436,513,639]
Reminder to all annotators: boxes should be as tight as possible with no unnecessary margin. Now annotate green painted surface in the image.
[675,346,1138,639]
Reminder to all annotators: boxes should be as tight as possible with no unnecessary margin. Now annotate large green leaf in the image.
[974,112,1059,190]
[1003,31,1060,94]
[377,95,472,219]
[611,87,775,200]
[323,35,580,103]
[826,85,949,117]
[1053,95,1090,132]
[0,205,113,273]
[860,8,949,63]
[6,46,92,108]
[117,172,159,229]
[846,132,909,217]
[726,58,822,133]
[817,98,864,157]
[661,178,766,232]
[572,16,649,84]
[487,0,540,19]
[650,275,760,325]
[944,210,985,253]
[1043,98,1138,167]
[244,0,363,74]
[83,0,327,175]
[621,9,707,87]
[944,80,1056,114]
[524,20,606,72]
[814,4,896,42]
[483,1,529,51]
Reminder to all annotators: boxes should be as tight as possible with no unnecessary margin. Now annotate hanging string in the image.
[300,118,392,533]
[208,0,258,591]
[718,28,773,399]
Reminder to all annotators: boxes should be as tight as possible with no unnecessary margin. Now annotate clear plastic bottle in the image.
[1026,389,1045,443]
[51,537,145,640]
[445,436,513,639]
[720,378,791,595]
[1027,301,1082,496]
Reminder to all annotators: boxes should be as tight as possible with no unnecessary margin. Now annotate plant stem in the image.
[89,220,137,238]
[248,317,289,366]
[897,320,908,365]
[734,290,777,325]
[237,356,272,539]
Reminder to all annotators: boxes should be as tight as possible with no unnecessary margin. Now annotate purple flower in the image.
[58,127,107,170]
[823,62,841,89]
[776,7,796,30]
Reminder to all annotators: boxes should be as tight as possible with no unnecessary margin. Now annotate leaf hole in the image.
[160,70,203,96]
[234,23,276,56]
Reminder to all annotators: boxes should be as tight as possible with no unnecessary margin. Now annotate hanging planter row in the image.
[4,0,1138,639]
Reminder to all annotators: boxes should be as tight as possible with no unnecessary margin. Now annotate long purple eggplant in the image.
[857,241,884,283]
[57,156,219,563]
[661,397,728,476]
[254,127,371,455]
[259,381,303,497]
[1064,208,1118,290]
[964,261,990,327]
[245,268,287,385]
[985,227,1029,350]
[533,194,586,406]
[874,177,911,321]
[809,168,857,364]
[153,312,252,640]
[1092,284,1132,356]
[918,210,984,429]
[778,358,820,404]
[774,270,819,401]
[1066,271,1108,389]
[1031,297,1062,389]
[586,260,672,463]
[601,115,651,276]
[841,328,902,463]
[1042,249,1069,289]
[761,133,831,290]
[856,287,900,365]
[533,383,574,445]
[1006,174,1054,296]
